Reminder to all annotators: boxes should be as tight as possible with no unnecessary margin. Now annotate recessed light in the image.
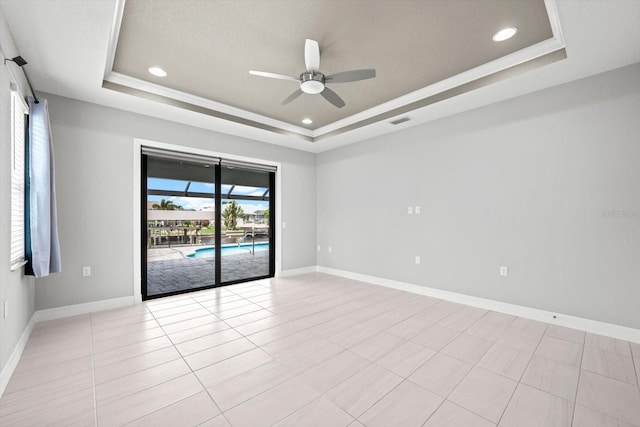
[492,27,518,42]
[148,67,167,77]
[302,118,313,125]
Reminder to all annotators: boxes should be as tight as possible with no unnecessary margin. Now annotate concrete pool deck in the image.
[146,246,270,297]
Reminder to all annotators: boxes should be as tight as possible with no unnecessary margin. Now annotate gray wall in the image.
[34,94,316,310]
[317,63,640,329]
[0,8,35,380]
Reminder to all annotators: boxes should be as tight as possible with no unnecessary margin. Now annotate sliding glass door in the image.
[219,164,274,283]
[142,151,275,300]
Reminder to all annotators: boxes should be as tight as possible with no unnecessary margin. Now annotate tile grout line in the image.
[568,330,587,427]
[575,337,640,424]
[631,347,640,390]
[495,322,550,426]
[394,323,476,427]
[186,293,230,422]
[89,312,99,426]
[352,366,409,426]
[146,297,226,424]
[113,297,222,427]
[194,283,344,424]
[318,359,407,424]
[189,291,292,425]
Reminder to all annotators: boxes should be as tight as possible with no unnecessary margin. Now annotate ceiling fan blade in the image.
[249,70,299,82]
[304,39,320,71]
[325,69,376,83]
[281,88,303,105]
[320,87,345,108]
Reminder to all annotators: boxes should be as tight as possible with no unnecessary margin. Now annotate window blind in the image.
[141,146,221,165]
[10,88,28,270]
[220,159,277,173]
[141,146,277,172]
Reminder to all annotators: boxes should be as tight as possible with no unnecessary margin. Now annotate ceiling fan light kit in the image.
[249,38,376,108]
[300,71,325,94]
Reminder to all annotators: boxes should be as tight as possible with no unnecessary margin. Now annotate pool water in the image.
[187,243,269,258]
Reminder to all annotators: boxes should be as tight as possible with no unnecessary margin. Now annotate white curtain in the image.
[27,97,61,277]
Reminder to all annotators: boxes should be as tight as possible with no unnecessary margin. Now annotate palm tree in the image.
[152,199,182,210]
[222,200,244,230]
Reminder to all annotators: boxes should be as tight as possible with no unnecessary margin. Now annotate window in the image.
[10,87,28,270]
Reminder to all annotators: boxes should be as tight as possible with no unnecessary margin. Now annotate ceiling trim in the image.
[103,79,314,142]
[104,71,313,138]
[103,0,125,79]
[315,48,567,142]
[314,38,566,139]
[103,0,565,144]
[545,0,565,46]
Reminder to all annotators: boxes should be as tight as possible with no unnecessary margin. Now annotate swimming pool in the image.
[187,243,269,258]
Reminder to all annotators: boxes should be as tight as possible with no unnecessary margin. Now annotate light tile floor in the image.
[1,273,640,426]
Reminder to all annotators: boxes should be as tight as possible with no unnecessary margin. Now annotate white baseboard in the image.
[0,314,36,398]
[278,266,319,277]
[316,266,640,344]
[33,296,136,323]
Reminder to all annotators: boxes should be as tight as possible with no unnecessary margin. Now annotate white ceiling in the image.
[1,0,639,153]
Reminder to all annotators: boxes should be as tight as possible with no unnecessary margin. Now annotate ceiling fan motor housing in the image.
[300,71,325,94]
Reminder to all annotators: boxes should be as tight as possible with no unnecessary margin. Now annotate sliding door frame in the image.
[140,154,149,301]
[132,138,282,303]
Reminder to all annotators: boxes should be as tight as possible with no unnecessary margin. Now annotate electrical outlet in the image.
[282,221,286,229]
[317,245,321,252]
[3,301,8,319]
[82,266,91,277]
[415,256,421,265]
[500,266,508,277]
[408,207,413,214]
[328,246,332,253]
[415,206,421,214]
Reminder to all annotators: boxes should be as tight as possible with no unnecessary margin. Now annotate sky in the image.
[147,178,269,213]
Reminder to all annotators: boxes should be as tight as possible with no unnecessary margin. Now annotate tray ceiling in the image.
[8,1,638,152]
[105,0,563,142]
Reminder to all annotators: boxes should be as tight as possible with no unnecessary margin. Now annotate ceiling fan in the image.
[249,39,376,108]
